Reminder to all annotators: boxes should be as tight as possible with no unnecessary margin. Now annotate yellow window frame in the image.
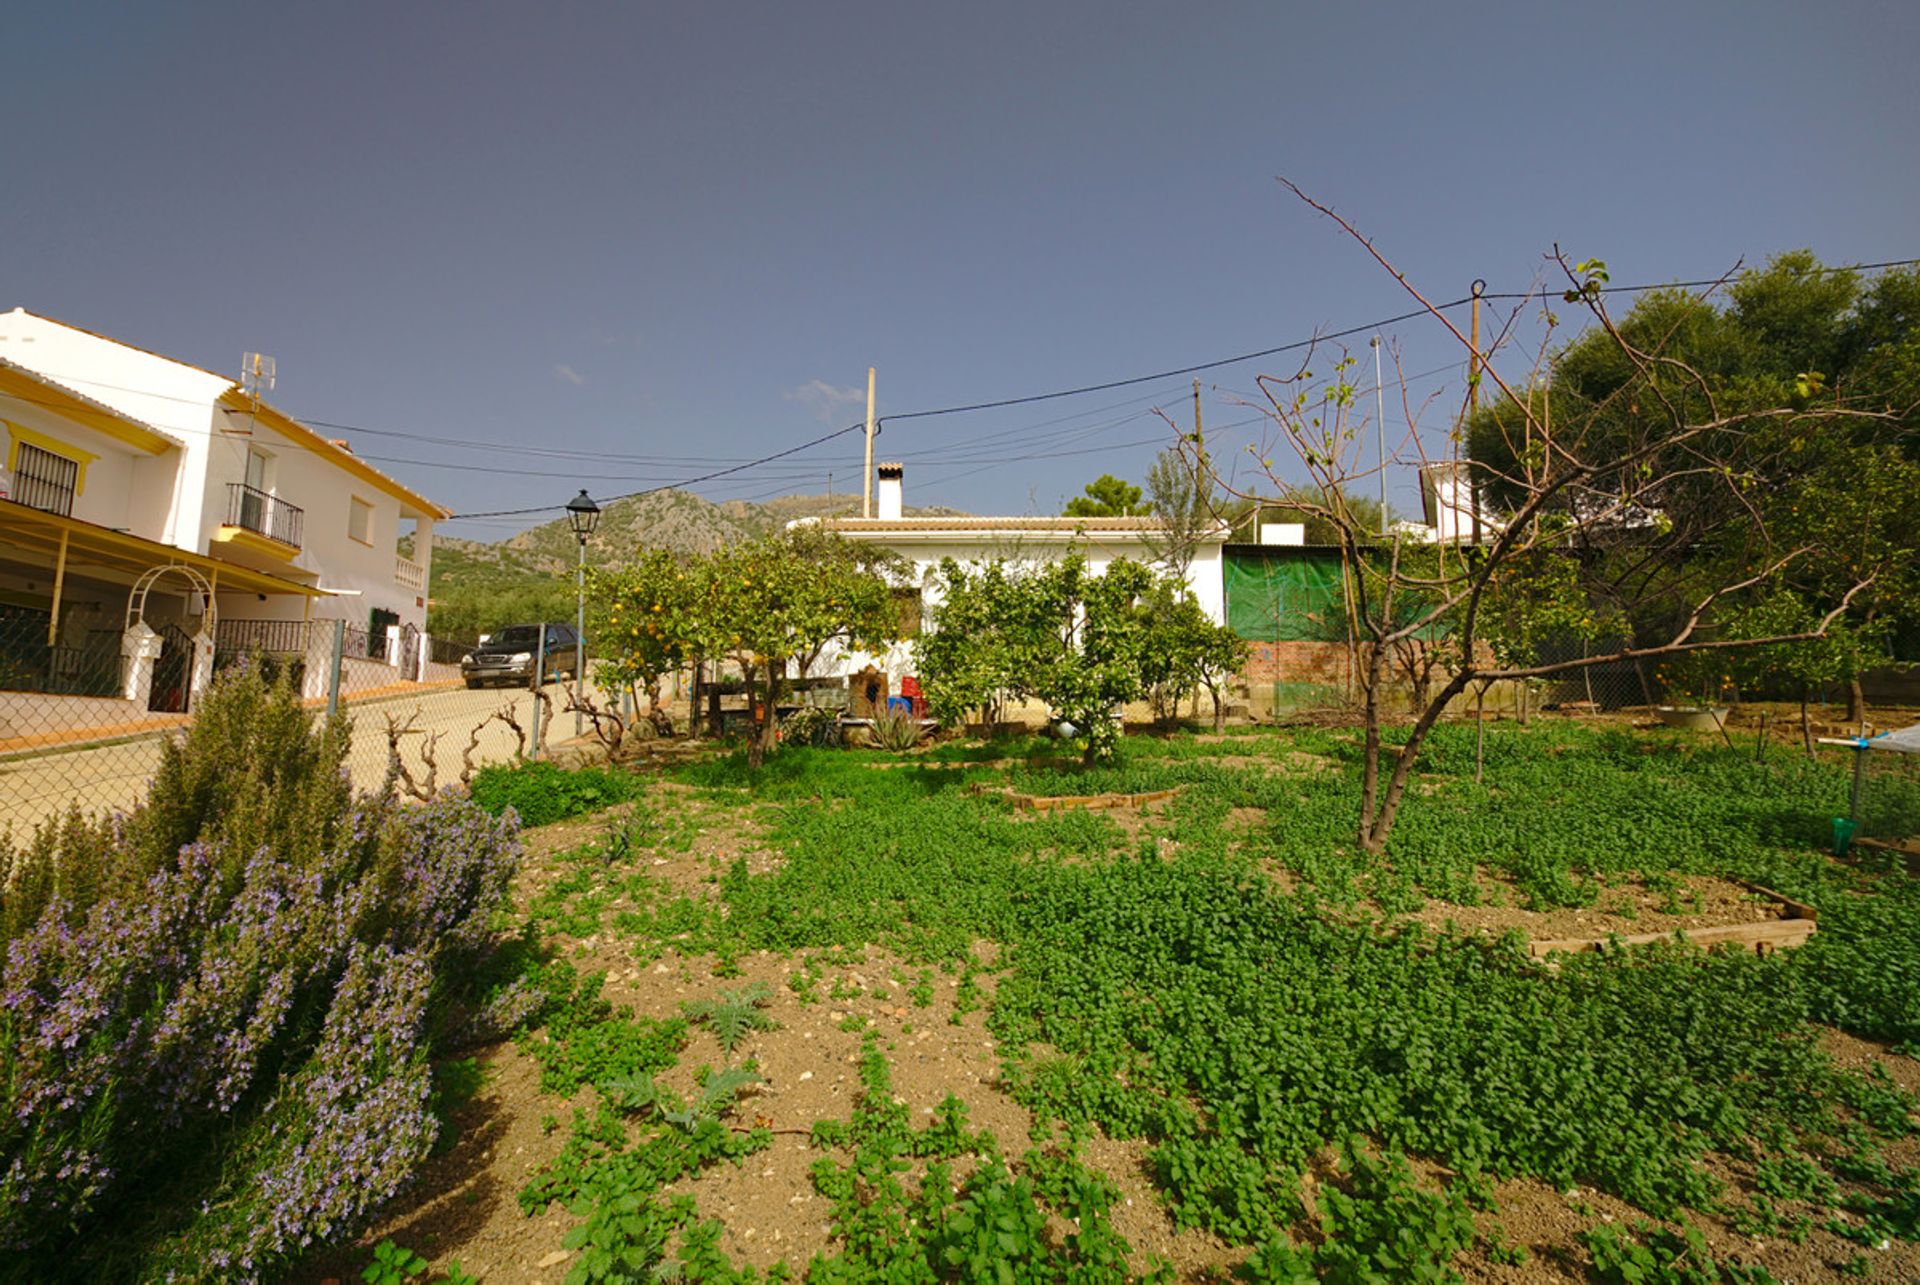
[5,421,99,497]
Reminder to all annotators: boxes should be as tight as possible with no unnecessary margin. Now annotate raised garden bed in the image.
[1008,786,1181,812]
[1527,880,1816,958]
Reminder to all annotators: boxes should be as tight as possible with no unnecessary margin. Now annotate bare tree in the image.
[1143,444,1218,583]
[1213,182,1886,853]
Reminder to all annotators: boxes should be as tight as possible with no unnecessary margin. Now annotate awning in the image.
[0,500,325,599]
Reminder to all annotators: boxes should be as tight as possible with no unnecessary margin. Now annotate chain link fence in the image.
[0,615,582,838]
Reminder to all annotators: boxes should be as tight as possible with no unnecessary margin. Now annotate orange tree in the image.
[587,549,699,733]
[921,553,1163,764]
[700,530,900,769]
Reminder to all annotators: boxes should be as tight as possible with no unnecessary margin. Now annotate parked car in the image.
[461,623,583,689]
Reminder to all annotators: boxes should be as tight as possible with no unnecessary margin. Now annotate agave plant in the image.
[870,706,925,754]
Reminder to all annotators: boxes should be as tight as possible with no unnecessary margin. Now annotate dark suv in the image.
[461,623,583,689]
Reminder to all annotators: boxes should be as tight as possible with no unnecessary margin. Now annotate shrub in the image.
[0,662,525,1282]
[467,759,645,827]
[0,657,353,939]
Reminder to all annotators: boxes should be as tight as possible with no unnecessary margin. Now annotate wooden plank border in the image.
[1009,787,1182,812]
[1528,881,1816,959]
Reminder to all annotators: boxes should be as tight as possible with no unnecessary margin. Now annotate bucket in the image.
[1832,816,1858,857]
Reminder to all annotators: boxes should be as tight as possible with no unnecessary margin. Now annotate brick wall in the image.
[1238,639,1353,688]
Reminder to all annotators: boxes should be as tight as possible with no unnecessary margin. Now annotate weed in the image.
[680,982,778,1059]
[468,761,645,828]
[361,1239,428,1285]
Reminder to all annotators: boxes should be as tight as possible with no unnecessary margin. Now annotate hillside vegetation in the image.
[422,489,966,640]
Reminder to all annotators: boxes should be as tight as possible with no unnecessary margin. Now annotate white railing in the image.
[394,555,426,591]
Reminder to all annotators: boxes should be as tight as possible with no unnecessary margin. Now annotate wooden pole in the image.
[47,531,69,646]
[862,366,876,519]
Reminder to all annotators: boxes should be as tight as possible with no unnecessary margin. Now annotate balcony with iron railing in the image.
[224,483,303,549]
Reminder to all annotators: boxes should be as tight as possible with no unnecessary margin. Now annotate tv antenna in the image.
[241,352,276,398]
[225,352,277,436]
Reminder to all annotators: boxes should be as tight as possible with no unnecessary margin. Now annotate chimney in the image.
[876,462,904,520]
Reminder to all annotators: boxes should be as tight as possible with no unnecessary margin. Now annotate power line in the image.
[450,421,866,519]
[16,253,1920,523]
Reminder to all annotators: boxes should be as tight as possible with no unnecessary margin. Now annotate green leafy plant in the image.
[679,982,777,1058]
[361,1238,428,1285]
[467,761,645,827]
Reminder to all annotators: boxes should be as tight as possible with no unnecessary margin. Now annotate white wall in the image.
[0,310,232,550]
[207,415,426,633]
[808,531,1227,681]
[0,393,178,537]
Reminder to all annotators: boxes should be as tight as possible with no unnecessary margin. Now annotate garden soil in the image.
[298,762,1920,1284]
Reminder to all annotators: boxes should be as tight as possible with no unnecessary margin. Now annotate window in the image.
[348,496,373,545]
[12,441,81,517]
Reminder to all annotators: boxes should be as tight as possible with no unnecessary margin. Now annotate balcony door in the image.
[240,449,270,532]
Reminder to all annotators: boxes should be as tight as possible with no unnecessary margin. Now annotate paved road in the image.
[0,677,602,836]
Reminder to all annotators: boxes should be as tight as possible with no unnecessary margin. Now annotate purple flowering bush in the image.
[0,662,527,1282]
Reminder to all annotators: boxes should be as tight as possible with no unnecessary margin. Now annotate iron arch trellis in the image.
[124,564,218,639]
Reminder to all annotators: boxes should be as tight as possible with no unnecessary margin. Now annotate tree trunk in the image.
[1357,643,1388,846]
[1846,677,1867,731]
[1362,670,1474,853]
[1474,682,1488,784]
[646,679,671,736]
[1634,658,1657,713]
[1210,681,1225,733]
[689,657,705,739]
[749,665,782,769]
[1801,685,1815,757]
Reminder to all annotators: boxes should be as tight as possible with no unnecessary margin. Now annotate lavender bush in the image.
[0,662,527,1282]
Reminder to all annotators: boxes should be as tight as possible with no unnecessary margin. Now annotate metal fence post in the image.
[529,623,547,762]
[326,618,346,720]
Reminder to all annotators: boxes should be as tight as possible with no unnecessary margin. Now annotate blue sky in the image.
[7,2,1916,538]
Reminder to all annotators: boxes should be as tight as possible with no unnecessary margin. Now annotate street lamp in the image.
[566,489,600,735]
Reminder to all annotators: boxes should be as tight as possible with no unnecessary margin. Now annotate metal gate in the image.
[149,622,193,713]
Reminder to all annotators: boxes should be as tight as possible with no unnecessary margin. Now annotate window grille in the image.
[12,442,79,516]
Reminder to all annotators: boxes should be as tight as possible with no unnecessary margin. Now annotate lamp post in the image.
[566,489,600,735]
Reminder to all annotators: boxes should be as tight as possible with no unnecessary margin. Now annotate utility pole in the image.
[861,367,876,518]
[1371,337,1387,534]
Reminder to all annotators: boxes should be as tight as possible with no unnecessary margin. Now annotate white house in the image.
[0,309,450,733]
[792,462,1229,685]
[1413,461,1502,544]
